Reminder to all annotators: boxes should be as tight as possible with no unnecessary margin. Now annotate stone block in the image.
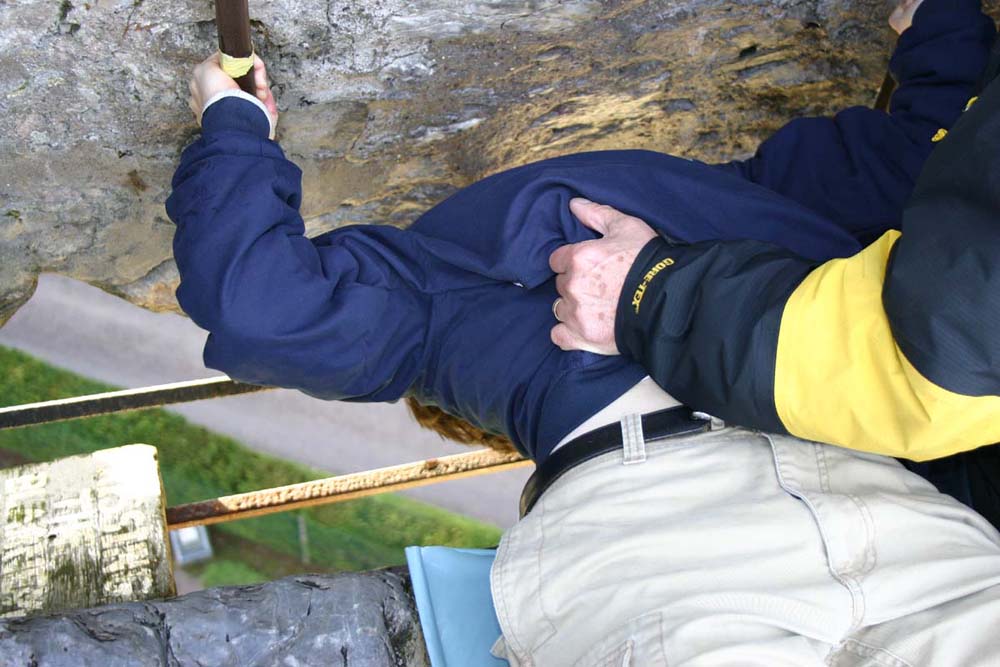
[0,445,174,618]
[0,570,428,666]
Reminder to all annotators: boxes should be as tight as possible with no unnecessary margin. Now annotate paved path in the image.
[173,567,202,595]
[0,274,531,528]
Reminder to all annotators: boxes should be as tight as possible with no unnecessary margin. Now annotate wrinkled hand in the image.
[548,199,658,355]
[188,52,278,127]
[890,0,924,35]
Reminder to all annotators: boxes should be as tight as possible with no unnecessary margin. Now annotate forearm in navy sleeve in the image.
[166,97,428,401]
[887,0,995,136]
[721,0,995,240]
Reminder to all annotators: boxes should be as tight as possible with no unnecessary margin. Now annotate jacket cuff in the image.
[891,0,989,74]
[614,236,686,360]
[201,92,274,140]
[909,0,984,37]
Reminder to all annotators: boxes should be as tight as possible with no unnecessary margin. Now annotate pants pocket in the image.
[572,611,668,667]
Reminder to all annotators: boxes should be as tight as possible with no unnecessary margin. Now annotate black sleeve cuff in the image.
[613,235,815,433]
[614,236,689,361]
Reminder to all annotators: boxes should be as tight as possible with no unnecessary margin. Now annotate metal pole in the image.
[166,448,531,529]
[215,0,256,95]
[297,512,311,565]
[0,377,268,430]
[873,70,896,112]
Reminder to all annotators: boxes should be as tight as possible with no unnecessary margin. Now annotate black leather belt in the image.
[519,406,711,518]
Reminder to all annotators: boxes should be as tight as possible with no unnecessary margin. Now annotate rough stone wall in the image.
[0,570,428,666]
[2,0,996,323]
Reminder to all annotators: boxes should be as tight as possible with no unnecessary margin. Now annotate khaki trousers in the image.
[490,429,1000,666]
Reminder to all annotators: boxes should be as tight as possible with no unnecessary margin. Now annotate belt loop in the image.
[621,413,646,465]
[692,411,726,430]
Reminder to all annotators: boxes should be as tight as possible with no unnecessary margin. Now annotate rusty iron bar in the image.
[166,448,531,529]
[0,377,269,430]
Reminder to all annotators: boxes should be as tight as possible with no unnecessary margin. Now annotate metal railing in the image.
[0,377,529,528]
[0,376,266,429]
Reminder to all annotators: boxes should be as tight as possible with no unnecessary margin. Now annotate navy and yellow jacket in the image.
[617,1,998,462]
[167,0,992,464]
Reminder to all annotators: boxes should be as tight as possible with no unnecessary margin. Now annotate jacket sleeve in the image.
[616,70,1000,461]
[718,0,995,241]
[166,97,431,402]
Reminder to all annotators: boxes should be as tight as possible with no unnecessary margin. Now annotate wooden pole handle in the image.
[215,0,256,95]
[873,70,896,113]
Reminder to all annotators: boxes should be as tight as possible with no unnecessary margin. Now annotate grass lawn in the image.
[0,345,502,583]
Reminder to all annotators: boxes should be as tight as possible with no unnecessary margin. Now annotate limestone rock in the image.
[0,445,174,619]
[0,569,428,666]
[3,0,997,323]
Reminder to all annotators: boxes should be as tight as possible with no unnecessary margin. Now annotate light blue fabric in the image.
[405,546,507,667]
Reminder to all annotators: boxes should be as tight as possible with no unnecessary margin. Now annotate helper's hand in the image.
[188,53,278,127]
[548,199,657,355]
[890,0,925,35]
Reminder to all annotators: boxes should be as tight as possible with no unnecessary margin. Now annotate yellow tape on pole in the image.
[219,49,254,78]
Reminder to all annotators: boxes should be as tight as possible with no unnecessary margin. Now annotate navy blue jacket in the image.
[167,0,992,464]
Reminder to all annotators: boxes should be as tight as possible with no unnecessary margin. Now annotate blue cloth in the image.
[405,546,505,667]
[166,0,991,464]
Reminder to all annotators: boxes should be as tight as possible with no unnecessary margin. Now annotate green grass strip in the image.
[0,345,501,574]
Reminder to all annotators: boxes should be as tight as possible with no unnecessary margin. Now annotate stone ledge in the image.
[0,568,428,667]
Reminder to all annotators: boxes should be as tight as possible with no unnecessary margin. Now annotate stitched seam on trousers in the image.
[533,494,558,652]
[656,611,668,667]
[836,494,876,632]
[836,638,915,667]
[571,612,668,667]
[815,443,831,493]
[493,517,554,663]
[840,574,867,632]
[764,433,864,634]
[847,493,879,576]
[491,521,526,660]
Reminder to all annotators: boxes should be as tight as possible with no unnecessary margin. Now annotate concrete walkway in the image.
[0,274,530,528]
